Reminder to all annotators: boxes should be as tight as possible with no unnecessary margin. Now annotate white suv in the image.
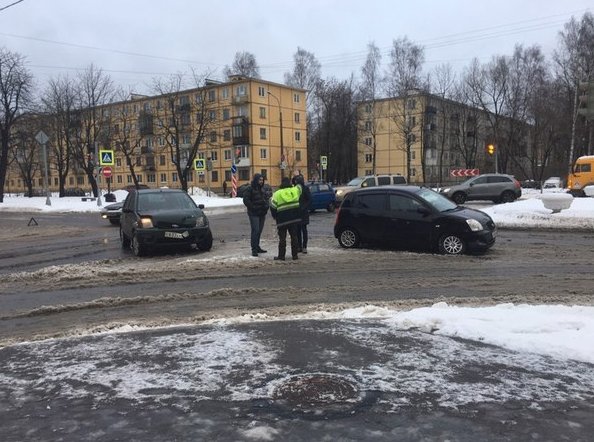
[335,174,407,202]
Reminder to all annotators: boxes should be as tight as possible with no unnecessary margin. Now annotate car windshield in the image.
[138,193,196,211]
[346,177,364,186]
[416,187,457,212]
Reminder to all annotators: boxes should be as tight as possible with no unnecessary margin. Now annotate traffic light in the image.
[577,80,594,120]
[486,143,495,156]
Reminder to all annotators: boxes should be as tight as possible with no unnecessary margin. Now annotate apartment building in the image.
[6,76,307,195]
[357,90,508,186]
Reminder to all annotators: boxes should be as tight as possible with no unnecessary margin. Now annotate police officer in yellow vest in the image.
[270,176,302,261]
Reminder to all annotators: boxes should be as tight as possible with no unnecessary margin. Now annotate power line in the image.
[0,0,24,12]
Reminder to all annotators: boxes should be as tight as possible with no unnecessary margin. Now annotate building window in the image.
[411,151,416,160]
[160,155,166,166]
[208,89,216,102]
[365,103,372,112]
[260,128,267,140]
[198,174,205,183]
[258,86,266,97]
[117,175,122,184]
[211,171,219,182]
[295,150,301,161]
[208,110,217,121]
[137,175,143,183]
[126,175,132,184]
[294,112,300,123]
[365,137,372,146]
[225,170,232,181]
[222,88,229,99]
[411,168,417,176]
[136,156,142,166]
[236,84,247,96]
[365,154,373,163]
[172,172,178,182]
[295,131,301,142]
[116,158,122,167]
[147,174,156,183]
[259,107,266,119]
[365,121,372,131]
[160,173,167,183]
[210,131,217,142]
[210,151,218,161]
[223,129,231,141]
[223,108,230,120]
[77,176,85,185]
[294,93,300,103]
[224,149,232,161]
[182,134,191,145]
[187,171,194,182]
[365,169,373,176]
[260,148,267,159]
[239,169,250,180]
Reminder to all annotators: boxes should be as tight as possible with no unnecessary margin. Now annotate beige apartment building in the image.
[357,90,500,186]
[6,76,307,195]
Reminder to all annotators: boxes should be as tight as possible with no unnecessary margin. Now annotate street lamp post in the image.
[267,91,285,179]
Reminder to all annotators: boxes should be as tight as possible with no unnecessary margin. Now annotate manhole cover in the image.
[272,373,361,415]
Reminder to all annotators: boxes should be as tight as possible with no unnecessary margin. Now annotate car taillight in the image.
[334,207,341,225]
[513,179,521,188]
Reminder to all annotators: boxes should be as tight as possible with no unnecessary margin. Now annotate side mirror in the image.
[417,206,431,216]
[198,204,205,209]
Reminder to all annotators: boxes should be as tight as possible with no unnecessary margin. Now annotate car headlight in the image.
[336,189,343,196]
[442,187,451,193]
[195,215,207,227]
[466,219,483,232]
[138,217,153,228]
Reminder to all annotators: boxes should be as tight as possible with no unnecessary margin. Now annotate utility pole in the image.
[267,91,285,180]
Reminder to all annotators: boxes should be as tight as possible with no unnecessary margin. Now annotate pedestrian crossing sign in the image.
[194,158,206,171]
[99,150,115,165]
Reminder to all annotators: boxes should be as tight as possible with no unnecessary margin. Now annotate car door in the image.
[385,192,434,250]
[349,192,387,243]
[466,175,490,199]
[487,175,512,198]
[120,192,137,238]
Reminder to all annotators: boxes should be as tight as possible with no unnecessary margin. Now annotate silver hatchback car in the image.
[440,173,521,204]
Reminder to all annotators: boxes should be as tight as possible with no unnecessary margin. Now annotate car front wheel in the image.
[452,192,466,205]
[131,233,146,257]
[196,230,213,251]
[438,234,466,255]
[338,227,360,249]
[327,202,336,213]
[120,228,130,248]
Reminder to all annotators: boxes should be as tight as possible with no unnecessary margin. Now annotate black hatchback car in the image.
[334,186,496,255]
[120,188,213,256]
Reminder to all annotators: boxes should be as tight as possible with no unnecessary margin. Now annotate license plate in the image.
[164,231,184,239]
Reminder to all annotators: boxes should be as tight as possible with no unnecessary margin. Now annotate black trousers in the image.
[277,224,299,259]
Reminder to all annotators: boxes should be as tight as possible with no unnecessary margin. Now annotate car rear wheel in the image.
[452,192,466,205]
[500,190,516,203]
[338,227,360,249]
[120,228,130,248]
[131,233,145,257]
[438,234,466,255]
[326,202,336,213]
[196,230,213,251]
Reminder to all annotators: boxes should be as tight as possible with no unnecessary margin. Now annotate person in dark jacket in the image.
[292,174,311,253]
[270,177,302,260]
[243,173,269,257]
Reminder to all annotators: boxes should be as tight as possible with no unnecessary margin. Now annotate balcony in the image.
[138,112,154,135]
[232,117,249,146]
[232,95,249,105]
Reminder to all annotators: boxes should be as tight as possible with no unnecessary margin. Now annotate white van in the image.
[334,174,407,202]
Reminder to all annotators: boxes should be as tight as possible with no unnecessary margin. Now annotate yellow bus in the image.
[567,155,594,196]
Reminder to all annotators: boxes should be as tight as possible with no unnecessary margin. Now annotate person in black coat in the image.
[292,174,311,253]
[243,173,269,257]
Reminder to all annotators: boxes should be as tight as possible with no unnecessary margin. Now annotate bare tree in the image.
[0,48,33,203]
[385,37,426,181]
[152,71,216,192]
[41,75,79,196]
[224,51,260,79]
[10,124,40,196]
[71,64,115,197]
[358,42,383,174]
[553,12,594,171]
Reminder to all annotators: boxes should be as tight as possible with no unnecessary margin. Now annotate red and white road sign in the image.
[102,166,112,178]
[450,168,479,177]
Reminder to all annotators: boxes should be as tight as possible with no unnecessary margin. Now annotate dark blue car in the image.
[306,182,337,212]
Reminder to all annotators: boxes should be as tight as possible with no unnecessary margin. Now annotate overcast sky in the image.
[0,0,591,95]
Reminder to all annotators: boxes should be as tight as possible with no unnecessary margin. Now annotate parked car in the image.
[334,174,407,202]
[119,188,213,256]
[543,176,563,189]
[439,173,521,204]
[63,188,86,197]
[306,182,336,212]
[521,179,540,189]
[100,201,123,225]
[334,186,496,255]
